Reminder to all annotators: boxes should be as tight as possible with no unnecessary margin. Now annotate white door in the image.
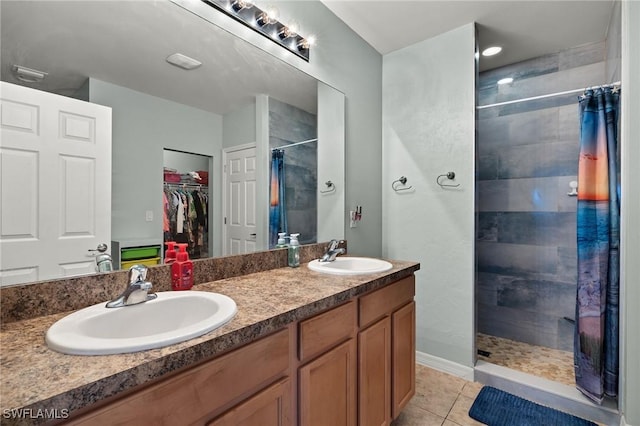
[223,145,257,255]
[0,82,112,286]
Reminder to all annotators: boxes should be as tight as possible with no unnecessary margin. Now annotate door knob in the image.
[88,243,108,253]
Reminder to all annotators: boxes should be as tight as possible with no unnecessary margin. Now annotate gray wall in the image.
[163,150,210,175]
[87,79,223,253]
[223,102,256,148]
[476,42,606,351]
[176,0,384,257]
[268,98,317,245]
[382,23,476,370]
[606,0,622,84]
[277,1,383,257]
[317,81,346,243]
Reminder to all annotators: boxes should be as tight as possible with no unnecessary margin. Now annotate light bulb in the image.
[231,0,254,11]
[278,20,299,39]
[256,5,279,26]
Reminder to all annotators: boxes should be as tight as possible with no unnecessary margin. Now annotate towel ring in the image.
[392,176,413,192]
[320,181,336,194]
[436,172,460,188]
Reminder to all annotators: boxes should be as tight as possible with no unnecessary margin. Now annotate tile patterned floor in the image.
[396,363,606,426]
[392,364,485,426]
[476,333,575,386]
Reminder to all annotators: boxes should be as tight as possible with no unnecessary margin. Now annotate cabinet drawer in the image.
[207,378,292,426]
[68,328,290,425]
[359,276,415,328]
[299,301,356,363]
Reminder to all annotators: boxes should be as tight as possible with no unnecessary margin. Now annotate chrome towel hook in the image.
[436,172,460,188]
[392,176,413,192]
[320,180,336,194]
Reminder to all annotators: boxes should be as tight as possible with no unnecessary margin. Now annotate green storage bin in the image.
[121,246,161,260]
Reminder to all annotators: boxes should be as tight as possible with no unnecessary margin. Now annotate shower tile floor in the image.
[476,333,575,387]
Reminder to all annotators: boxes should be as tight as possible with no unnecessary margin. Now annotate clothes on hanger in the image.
[163,184,209,259]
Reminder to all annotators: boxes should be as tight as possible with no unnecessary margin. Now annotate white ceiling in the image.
[1,0,616,116]
[321,0,616,71]
[0,1,318,115]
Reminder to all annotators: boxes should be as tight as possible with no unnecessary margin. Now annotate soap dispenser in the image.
[90,243,113,273]
[164,241,177,264]
[276,232,289,248]
[288,233,300,267]
[171,243,193,291]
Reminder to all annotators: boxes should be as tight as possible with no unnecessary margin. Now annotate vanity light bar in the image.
[201,0,311,62]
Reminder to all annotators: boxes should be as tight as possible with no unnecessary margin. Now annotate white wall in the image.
[620,1,640,424]
[87,79,223,254]
[382,24,476,367]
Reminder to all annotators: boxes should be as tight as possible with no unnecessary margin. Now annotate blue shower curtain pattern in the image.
[269,149,287,248]
[574,86,620,403]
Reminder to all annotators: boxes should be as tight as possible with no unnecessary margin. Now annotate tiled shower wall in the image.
[269,98,318,245]
[476,42,606,351]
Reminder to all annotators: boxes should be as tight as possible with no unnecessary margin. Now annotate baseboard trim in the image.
[415,351,474,381]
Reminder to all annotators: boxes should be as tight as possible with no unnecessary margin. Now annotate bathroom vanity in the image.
[0,248,418,426]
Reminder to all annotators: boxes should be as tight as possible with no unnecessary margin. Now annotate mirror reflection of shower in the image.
[268,98,318,248]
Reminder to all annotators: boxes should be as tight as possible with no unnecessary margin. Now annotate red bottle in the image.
[164,241,177,264]
[171,244,193,291]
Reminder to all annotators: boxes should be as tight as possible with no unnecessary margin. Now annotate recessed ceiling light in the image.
[166,53,202,70]
[497,77,514,85]
[482,46,502,57]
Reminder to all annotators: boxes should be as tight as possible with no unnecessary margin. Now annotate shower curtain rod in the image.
[476,81,621,110]
[271,138,318,151]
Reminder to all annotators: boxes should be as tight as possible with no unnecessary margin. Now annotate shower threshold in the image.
[474,360,619,426]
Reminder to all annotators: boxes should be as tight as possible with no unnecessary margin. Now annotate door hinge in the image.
[224,217,227,225]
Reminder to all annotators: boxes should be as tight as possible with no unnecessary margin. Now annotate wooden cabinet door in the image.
[358,316,391,426]
[392,301,416,419]
[66,329,290,425]
[208,378,291,426]
[299,339,357,426]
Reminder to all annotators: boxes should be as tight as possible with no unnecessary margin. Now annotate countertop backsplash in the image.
[0,242,338,325]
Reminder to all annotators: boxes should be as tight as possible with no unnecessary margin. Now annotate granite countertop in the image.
[0,260,419,422]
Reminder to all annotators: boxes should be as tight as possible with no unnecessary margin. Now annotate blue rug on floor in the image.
[469,386,597,426]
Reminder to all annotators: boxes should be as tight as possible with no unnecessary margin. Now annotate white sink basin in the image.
[45,291,237,355]
[307,257,393,275]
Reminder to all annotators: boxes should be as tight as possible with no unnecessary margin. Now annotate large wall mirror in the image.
[0,0,345,287]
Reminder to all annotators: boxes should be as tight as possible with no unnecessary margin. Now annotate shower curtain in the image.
[575,86,620,403]
[269,149,287,248]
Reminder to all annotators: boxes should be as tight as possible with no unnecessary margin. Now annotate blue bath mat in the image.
[469,386,597,426]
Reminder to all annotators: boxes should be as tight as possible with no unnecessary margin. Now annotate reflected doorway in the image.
[163,149,212,260]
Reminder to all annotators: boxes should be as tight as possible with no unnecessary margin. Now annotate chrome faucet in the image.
[106,265,157,308]
[319,239,346,262]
